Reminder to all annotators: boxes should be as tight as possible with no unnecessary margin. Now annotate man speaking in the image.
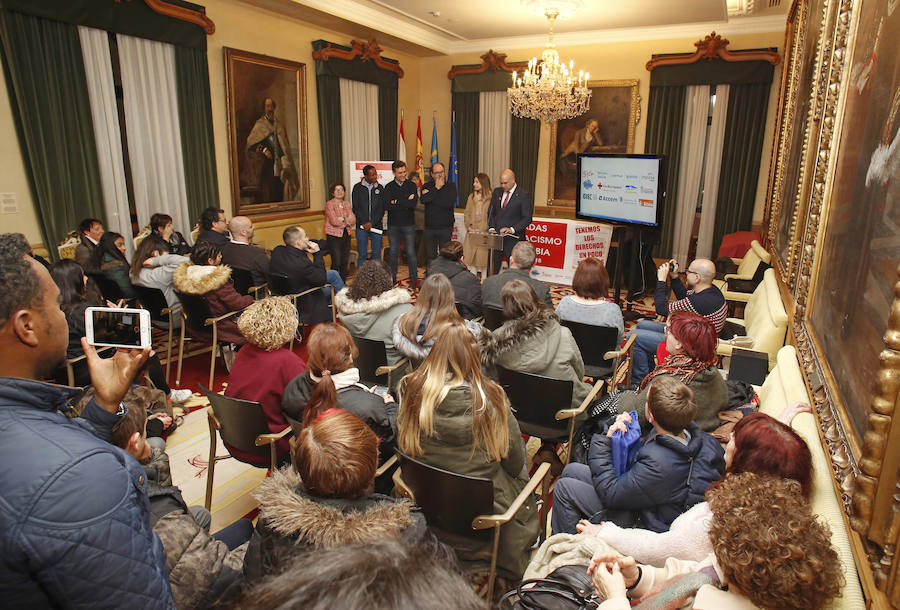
[488,168,533,275]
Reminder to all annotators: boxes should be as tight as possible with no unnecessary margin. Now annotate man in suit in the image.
[351,164,385,268]
[220,216,269,287]
[488,168,533,275]
[481,241,553,310]
[74,217,103,274]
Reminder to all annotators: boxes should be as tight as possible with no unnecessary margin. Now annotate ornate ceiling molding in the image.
[143,0,215,34]
[645,31,780,71]
[447,50,528,80]
[312,39,404,77]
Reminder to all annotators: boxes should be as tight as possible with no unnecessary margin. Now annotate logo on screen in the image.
[639,198,654,207]
[583,179,593,190]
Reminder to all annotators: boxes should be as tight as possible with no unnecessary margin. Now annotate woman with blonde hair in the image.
[226,297,305,464]
[398,323,539,579]
[463,172,491,271]
[391,273,482,363]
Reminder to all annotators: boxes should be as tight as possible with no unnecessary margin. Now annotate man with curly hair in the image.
[589,473,843,609]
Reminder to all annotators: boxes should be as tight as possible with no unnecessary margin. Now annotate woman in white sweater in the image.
[578,409,812,566]
[130,237,189,308]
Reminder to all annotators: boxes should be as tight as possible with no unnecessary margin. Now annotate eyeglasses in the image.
[685,269,700,276]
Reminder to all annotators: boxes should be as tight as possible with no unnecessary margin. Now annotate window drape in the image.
[672,85,711,265]
[695,85,730,259]
[316,74,343,190]
[510,115,540,199]
[339,78,380,187]
[478,91,511,188]
[378,86,397,161]
[452,92,480,206]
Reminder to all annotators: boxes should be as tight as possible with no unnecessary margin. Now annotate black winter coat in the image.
[269,243,332,324]
[426,257,483,319]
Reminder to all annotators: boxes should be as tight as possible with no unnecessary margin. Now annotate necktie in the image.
[501,191,510,210]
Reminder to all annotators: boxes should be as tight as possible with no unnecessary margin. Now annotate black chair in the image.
[482,306,504,331]
[393,452,551,602]
[230,267,267,299]
[134,285,179,382]
[175,291,247,389]
[87,272,129,304]
[267,273,336,345]
[497,367,605,465]
[560,320,636,390]
[199,384,290,511]
[352,336,409,389]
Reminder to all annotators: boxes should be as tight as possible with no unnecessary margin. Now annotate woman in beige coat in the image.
[463,173,492,271]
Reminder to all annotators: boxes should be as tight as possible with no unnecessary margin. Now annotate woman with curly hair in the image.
[334,259,412,364]
[589,472,843,609]
[225,297,305,464]
[577,411,813,566]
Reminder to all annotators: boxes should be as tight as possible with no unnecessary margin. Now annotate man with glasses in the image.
[197,207,229,246]
[627,258,726,384]
[420,161,457,263]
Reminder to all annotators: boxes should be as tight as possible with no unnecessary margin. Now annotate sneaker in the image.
[169,388,193,403]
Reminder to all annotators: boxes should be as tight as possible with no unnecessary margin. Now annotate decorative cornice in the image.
[447,50,528,80]
[646,31,780,70]
[143,0,215,34]
[312,39,404,77]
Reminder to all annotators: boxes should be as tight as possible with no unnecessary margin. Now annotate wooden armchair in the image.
[175,292,249,389]
[561,320,636,391]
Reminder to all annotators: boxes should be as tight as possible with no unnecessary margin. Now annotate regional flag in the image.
[398,114,406,162]
[430,117,439,165]
[449,112,459,206]
[415,115,424,186]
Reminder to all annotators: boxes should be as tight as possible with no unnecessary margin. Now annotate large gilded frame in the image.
[763,0,900,603]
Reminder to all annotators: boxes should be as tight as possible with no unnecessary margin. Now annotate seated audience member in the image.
[588,473,842,610]
[0,233,172,607]
[398,324,540,579]
[149,212,191,255]
[227,538,481,609]
[110,387,251,609]
[49,259,191,402]
[618,312,727,433]
[392,273,483,364]
[629,258,726,384]
[555,257,623,344]
[269,225,344,324]
[220,215,269,287]
[74,217,104,273]
[425,240,482,319]
[324,182,356,281]
[173,241,254,347]
[578,410,813,566]
[131,236,190,308]
[551,376,725,535]
[197,207,229,245]
[282,323,397,463]
[243,409,424,582]
[94,231,137,300]
[334,259,413,364]
[226,297,305,464]
[481,240,553,309]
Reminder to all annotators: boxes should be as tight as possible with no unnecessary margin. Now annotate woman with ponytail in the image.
[282,323,397,463]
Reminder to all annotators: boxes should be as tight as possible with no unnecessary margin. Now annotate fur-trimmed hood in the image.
[172,261,232,295]
[334,286,412,315]
[479,307,560,367]
[254,467,421,549]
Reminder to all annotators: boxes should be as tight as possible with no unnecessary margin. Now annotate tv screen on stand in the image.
[575,154,666,229]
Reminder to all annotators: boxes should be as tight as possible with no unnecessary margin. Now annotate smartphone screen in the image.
[89,309,144,348]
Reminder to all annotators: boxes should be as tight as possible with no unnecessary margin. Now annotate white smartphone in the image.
[84,307,152,349]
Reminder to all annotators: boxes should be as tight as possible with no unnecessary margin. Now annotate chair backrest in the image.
[497,366,573,432]
[396,451,493,541]
[200,384,271,464]
[87,272,125,303]
[559,320,620,370]
[482,306,504,331]
[735,240,770,276]
[231,267,254,296]
[134,285,170,322]
[176,291,214,337]
[57,231,80,260]
[742,268,788,366]
[190,223,200,244]
[352,336,389,385]
[133,225,151,249]
[267,273,293,296]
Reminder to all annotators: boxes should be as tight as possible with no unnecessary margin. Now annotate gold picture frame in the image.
[224,47,311,217]
[547,79,640,207]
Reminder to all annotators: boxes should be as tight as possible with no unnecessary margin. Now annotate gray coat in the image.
[334,287,413,364]
[481,267,553,310]
[619,366,728,434]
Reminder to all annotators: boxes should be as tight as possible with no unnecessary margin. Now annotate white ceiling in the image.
[239,0,788,55]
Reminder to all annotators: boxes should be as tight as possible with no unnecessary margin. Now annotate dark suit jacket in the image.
[196,229,229,246]
[269,244,332,324]
[481,267,553,310]
[488,185,533,237]
[220,241,270,287]
[351,181,385,230]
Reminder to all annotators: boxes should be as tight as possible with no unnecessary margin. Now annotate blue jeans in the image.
[324,269,345,294]
[628,320,666,385]
[388,224,417,284]
[213,518,254,550]
[551,462,604,535]
[356,228,383,267]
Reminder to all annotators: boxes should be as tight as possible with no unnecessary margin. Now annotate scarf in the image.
[639,354,713,392]
[309,367,362,391]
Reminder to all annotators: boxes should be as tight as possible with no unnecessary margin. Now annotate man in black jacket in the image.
[420,162,457,264]
[196,207,229,246]
[383,160,419,286]
[488,168,533,274]
[351,165,384,268]
[220,216,269,287]
[269,225,344,324]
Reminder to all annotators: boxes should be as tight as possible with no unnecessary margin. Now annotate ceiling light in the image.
[520,0,584,19]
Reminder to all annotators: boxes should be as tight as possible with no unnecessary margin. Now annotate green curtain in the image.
[452,92,480,206]
[644,85,686,258]
[0,10,105,256]
[175,45,218,221]
[510,115,540,198]
[713,82,771,253]
[378,85,397,161]
[316,74,343,189]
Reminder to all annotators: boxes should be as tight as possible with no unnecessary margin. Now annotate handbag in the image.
[501,564,598,610]
[570,390,627,464]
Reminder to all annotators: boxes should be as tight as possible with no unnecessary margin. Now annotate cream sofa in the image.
[717,268,788,369]
[757,345,864,608]
[713,239,771,292]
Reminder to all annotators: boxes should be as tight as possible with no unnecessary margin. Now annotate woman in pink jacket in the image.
[324,182,356,281]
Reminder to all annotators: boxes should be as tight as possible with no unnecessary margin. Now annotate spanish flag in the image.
[398,112,406,162]
[415,114,424,186]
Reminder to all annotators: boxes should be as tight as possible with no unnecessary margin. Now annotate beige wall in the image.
[419,30,784,224]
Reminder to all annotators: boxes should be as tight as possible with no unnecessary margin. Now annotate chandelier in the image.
[508,7,591,123]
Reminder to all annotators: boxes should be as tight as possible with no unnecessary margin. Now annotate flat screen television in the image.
[575,154,666,228]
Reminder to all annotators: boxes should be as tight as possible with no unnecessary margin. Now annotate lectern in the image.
[466,231,505,276]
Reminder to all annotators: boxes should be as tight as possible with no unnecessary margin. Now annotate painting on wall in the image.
[224,48,310,216]
[548,79,640,206]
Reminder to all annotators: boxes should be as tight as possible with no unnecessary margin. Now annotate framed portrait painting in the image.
[548,79,640,206]
[224,48,310,216]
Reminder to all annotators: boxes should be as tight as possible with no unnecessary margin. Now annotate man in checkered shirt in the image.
[628,258,726,384]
